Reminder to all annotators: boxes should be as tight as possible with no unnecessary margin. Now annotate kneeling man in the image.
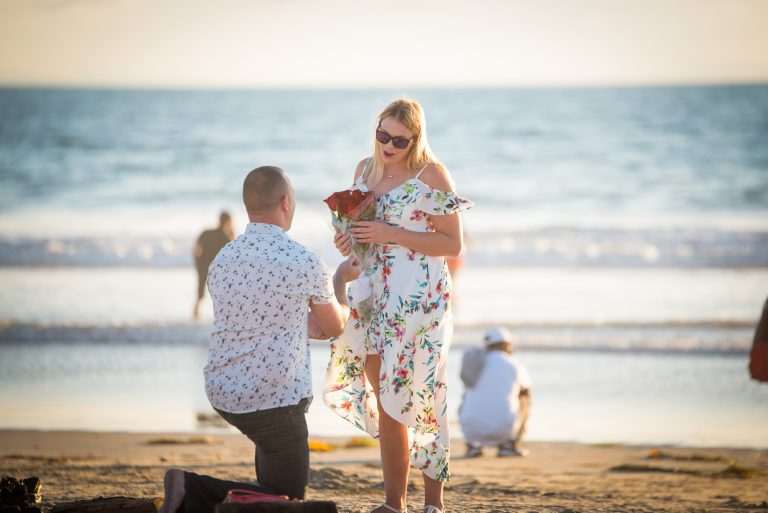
[161,166,359,513]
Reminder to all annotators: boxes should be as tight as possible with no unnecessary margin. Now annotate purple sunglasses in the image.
[376,126,414,150]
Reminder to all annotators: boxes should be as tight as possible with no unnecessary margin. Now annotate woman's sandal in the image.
[372,503,408,513]
[423,506,443,513]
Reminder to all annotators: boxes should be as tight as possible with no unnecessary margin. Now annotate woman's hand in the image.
[334,231,352,256]
[351,221,398,245]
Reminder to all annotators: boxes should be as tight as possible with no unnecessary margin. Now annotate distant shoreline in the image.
[1,428,766,451]
[1,82,768,92]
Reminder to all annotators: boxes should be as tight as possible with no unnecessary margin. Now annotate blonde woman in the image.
[324,98,472,513]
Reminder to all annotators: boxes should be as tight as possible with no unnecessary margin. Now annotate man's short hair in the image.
[243,166,289,214]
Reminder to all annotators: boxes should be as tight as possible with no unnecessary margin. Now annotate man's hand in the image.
[307,312,329,340]
[336,255,362,283]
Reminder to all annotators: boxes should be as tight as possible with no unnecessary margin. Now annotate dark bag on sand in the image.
[215,489,337,513]
[749,298,768,383]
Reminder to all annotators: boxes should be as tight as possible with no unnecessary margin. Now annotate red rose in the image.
[324,189,374,217]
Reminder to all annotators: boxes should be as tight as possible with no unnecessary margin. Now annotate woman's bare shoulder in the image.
[353,157,371,181]
[418,162,455,191]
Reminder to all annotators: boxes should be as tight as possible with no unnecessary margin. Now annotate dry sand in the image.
[1,430,766,512]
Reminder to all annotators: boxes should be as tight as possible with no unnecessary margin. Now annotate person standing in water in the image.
[193,211,235,319]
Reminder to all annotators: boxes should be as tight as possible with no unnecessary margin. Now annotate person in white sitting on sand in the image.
[459,327,532,458]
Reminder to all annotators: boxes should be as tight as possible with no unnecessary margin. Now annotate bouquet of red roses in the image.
[324,187,377,326]
[323,188,377,263]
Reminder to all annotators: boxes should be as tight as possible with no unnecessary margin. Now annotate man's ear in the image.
[279,194,290,212]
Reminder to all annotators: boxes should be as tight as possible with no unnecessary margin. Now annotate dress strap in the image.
[414,164,429,179]
[355,158,371,192]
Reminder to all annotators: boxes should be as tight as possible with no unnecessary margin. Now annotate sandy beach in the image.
[1,430,766,512]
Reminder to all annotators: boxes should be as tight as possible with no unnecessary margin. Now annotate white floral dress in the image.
[323,169,473,482]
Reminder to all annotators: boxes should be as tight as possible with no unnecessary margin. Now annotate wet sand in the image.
[1,430,766,512]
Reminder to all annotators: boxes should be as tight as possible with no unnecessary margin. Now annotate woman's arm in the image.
[351,164,464,257]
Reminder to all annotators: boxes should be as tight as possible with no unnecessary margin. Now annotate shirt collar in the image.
[245,222,286,236]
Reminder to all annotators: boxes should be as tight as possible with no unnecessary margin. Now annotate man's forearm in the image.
[332,270,349,306]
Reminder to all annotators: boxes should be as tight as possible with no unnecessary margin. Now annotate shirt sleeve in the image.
[460,347,486,388]
[308,257,334,305]
[517,363,533,389]
[416,186,474,216]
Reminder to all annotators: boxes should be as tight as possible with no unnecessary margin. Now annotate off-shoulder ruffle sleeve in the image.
[416,184,474,215]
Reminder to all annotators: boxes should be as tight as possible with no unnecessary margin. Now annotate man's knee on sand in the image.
[217,401,310,499]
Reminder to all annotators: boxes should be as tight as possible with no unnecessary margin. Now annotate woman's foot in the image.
[158,468,185,513]
[371,503,407,513]
[423,505,443,513]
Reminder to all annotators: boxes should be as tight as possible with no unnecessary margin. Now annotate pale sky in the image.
[1,0,767,88]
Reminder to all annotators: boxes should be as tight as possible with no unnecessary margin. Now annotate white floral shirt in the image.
[204,222,334,414]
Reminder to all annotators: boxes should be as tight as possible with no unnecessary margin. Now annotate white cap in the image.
[483,327,514,347]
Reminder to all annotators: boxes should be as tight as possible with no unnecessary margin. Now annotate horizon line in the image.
[1,78,768,92]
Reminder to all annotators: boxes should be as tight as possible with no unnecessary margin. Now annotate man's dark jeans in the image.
[183,471,273,513]
[216,398,310,500]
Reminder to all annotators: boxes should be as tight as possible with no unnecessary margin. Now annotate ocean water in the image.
[1,343,766,448]
[0,86,767,444]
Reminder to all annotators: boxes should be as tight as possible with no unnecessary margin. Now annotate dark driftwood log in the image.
[51,497,156,513]
[216,501,338,513]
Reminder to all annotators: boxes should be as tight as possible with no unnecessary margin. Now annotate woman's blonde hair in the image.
[362,97,441,189]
